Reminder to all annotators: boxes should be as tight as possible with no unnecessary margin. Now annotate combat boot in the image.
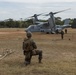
[25,61,30,66]
[38,50,42,63]
[39,59,41,63]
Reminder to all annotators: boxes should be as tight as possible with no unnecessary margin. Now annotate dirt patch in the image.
[0,31,25,34]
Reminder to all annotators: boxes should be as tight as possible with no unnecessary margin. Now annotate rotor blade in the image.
[25,13,44,21]
[25,16,33,19]
[26,13,43,19]
[42,14,49,16]
[24,17,33,21]
[53,8,71,14]
[36,13,44,16]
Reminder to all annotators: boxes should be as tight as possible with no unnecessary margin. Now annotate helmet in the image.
[26,32,32,38]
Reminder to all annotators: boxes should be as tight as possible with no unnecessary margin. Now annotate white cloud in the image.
[0,0,76,3]
[0,10,10,14]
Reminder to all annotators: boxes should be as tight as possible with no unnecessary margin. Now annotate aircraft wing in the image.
[62,25,71,29]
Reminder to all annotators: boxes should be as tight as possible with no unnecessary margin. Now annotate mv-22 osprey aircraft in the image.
[25,8,71,34]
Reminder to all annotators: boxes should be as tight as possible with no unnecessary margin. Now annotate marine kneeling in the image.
[22,32,42,65]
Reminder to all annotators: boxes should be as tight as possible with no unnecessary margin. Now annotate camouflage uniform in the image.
[65,29,67,34]
[23,32,42,65]
[61,30,64,39]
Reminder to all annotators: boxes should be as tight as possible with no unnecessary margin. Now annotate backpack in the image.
[23,39,33,51]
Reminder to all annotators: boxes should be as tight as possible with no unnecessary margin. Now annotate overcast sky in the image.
[0,0,76,20]
[0,0,76,3]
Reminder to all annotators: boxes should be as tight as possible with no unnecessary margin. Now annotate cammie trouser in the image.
[24,50,42,64]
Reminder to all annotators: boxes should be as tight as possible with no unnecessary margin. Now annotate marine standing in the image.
[65,29,67,34]
[61,30,64,39]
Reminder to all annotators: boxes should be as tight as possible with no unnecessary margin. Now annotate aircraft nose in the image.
[25,29,28,32]
[25,29,30,32]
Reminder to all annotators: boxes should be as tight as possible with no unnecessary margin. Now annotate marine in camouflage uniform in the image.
[61,30,64,39]
[65,29,67,34]
[23,32,42,65]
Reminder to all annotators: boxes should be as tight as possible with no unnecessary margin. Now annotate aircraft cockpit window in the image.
[31,26,34,29]
[28,25,34,29]
[35,23,39,24]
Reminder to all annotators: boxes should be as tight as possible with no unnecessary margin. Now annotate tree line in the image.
[0,18,32,28]
[0,17,74,28]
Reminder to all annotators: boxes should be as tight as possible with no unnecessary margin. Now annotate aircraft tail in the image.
[71,18,76,28]
[64,19,70,25]
[62,19,71,29]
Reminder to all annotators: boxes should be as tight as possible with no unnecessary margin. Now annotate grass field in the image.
[0,28,76,75]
